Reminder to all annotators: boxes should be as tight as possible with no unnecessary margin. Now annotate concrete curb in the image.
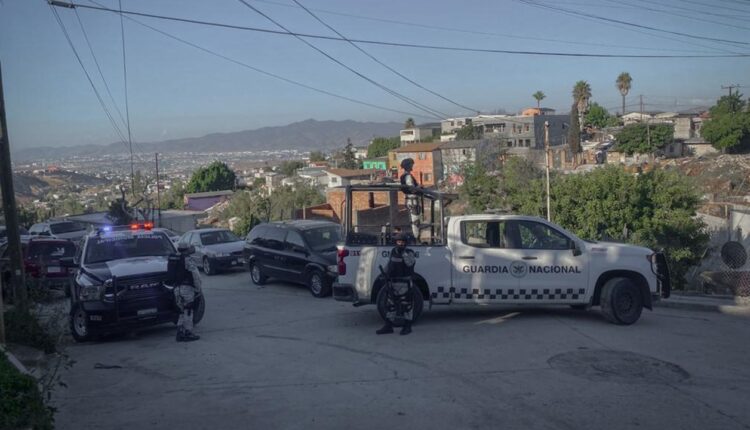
[0,344,32,376]
[654,294,750,315]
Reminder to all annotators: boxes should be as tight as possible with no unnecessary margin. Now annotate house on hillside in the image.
[440,140,501,186]
[324,168,380,188]
[184,190,234,211]
[477,114,568,150]
[400,123,441,145]
[389,142,443,187]
[361,157,388,171]
[296,166,329,187]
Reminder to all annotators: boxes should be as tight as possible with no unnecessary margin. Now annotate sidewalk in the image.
[654,292,750,316]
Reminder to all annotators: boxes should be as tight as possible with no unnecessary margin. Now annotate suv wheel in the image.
[203,257,215,276]
[70,304,92,342]
[600,277,644,325]
[307,269,331,298]
[249,262,267,285]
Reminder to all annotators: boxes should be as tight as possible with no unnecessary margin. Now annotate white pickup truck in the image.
[332,186,671,325]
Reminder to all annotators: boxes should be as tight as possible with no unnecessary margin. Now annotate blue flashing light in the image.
[102,226,112,232]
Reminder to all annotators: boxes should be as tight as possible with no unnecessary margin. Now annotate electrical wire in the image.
[679,0,750,14]
[603,0,750,32]
[48,2,750,58]
[626,0,750,21]
[519,0,750,49]
[118,0,136,196]
[251,0,715,55]
[235,0,447,119]
[291,0,478,114]
[84,0,433,119]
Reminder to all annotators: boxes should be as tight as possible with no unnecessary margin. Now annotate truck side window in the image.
[460,221,505,248]
[517,221,571,250]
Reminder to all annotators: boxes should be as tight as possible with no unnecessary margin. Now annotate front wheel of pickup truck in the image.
[70,304,93,342]
[376,286,424,327]
[600,277,643,325]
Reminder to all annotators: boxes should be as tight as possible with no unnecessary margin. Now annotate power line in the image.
[235,0,446,119]
[679,0,750,14]
[253,0,716,54]
[626,0,750,21]
[607,0,750,31]
[47,1,750,58]
[290,0,478,114]
[119,0,136,197]
[85,0,433,120]
[519,0,750,48]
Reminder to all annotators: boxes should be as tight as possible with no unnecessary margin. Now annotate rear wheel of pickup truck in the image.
[600,277,643,325]
[376,286,424,327]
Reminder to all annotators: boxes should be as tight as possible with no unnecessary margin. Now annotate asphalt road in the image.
[53,270,750,430]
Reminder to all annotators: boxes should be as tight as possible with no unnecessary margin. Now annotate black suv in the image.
[244,220,341,297]
[63,225,205,342]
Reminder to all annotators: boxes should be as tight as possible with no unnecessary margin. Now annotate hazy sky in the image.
[1,0,748,149]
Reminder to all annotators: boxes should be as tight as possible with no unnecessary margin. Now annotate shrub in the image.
[0,351,54,430]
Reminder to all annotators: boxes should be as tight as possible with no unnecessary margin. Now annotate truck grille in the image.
[115,273,168,301]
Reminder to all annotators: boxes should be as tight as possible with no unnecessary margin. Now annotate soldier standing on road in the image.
[400,158,422,241]
[168,244,202,342]
[377,232,417,336]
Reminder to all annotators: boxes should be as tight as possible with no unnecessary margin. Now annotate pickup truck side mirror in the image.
[60,257,79,269]
[570,241,582,257]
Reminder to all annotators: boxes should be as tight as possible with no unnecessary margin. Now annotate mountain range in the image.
[11,119,403,162]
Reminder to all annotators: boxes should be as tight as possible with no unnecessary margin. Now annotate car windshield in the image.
[50,222,86,234]
[200,230,240,245]
[302,226,341,252]
[84,233,175,264]
[27,242,76,262]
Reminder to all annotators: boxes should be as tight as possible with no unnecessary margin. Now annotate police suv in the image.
[334,213,671,325]
[63,223,205,341]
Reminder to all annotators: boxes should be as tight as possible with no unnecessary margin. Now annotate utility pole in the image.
[0,62,28,312]
[155,153,161,227]
[544,121,551,222]
[721,84,740,97]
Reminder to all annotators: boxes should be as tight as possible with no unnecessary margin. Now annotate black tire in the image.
[600,277,644,325]
[70,303,93,342]
[249,261,267,285]
[306,269,331,298]
[203,257,215,276]
[376,284,424,327]
[193,295,205,325]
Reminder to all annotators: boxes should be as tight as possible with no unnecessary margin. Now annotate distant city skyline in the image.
[1,0,748,149]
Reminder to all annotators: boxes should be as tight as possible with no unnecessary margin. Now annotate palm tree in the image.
[532,91,546,109]
[572,81,591,130]
[616,72,632,116]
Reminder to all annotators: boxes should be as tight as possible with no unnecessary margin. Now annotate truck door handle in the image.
[522,256,537,260]
[459,256,475,260]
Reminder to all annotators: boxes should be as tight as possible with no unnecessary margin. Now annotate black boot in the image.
[376,322,394,335]
[183,331,200,342]
[400,322,412,336]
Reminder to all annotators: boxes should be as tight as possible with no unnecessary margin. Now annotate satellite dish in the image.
[721,241,747,269]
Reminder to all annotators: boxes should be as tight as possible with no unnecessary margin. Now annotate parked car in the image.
[63,224,204,342]
[0,225,31,246]
[29,220,88,241]
[1,237,77,299]
[178,228,245,275]
[244,220,341,297]
[153,228,180,245]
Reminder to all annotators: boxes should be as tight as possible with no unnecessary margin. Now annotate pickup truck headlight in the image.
[78,274,108,301]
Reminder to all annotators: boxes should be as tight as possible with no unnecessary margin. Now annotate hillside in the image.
[12,119,402,161]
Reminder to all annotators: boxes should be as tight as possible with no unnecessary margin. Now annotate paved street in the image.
[53,271,750,430]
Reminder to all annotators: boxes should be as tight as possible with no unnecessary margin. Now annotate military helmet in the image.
[400,158,415,170]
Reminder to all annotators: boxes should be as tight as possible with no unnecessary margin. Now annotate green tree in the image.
[616,72,632,116]
[455,124,484,140]
[367,136,400,158]
[163,180,187,209]
[309,150,326,162]
[404,118,416,129]
[585,102,620,129]
[186,161,237,193]
[340,139,359,169]
[61,198,84,216]
[614,123,674,155]
[532,90,546,109]
[701,93,750,153]
[278,160,304,177]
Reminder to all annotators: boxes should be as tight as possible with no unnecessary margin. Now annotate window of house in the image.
[331,176,339,183]
[418,152,426,160]
[507,141,512,147]
[461,149,467,155]
[526,139,531,147]
[524,124,530,132]
[451,121,455,126]
[423,173,432,182]
[512,124,516,133]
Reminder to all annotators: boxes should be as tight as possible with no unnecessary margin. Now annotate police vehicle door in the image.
[451,219,524,302]
[510,220,588,302]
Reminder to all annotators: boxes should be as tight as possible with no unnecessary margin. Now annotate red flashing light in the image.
[144,222,154,230]
[130,224,139,230]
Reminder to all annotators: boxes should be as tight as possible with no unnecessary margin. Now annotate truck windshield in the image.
[51,222,86,234]
[303,226,342,252]
[85,233,175,264]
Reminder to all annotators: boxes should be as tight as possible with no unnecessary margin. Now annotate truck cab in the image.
[333,185,670,325]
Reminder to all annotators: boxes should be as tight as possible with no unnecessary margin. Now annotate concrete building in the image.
[184,190,234,211]
[324,168,380,188]
[264,172,284,193]
[354,147,369,160]
[439,139,502,186]
[477,114,569,150]
[400,123,441,145]
[296,166,329,187]
[390,142,443,187]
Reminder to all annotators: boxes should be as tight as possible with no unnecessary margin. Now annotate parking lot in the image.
[53,270,750,430]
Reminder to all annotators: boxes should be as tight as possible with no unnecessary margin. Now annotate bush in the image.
[4,308,56,354]
[0,351,54,430]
